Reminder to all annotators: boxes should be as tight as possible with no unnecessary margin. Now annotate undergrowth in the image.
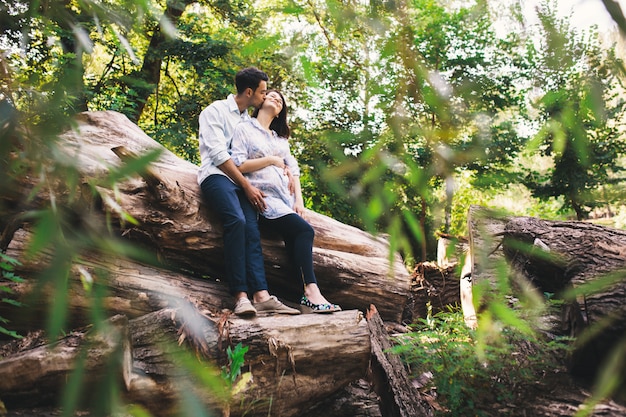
[391,306,572,416]
[0,252,23,339]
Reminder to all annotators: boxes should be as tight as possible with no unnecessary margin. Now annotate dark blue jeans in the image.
[201,174,268,295]
[261,213,317,286]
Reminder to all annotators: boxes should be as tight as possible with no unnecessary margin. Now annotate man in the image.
[198,67,300,317]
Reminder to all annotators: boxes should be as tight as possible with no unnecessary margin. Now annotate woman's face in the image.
[264,91,284,116]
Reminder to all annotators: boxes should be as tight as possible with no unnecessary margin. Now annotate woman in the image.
[230,90,340,313]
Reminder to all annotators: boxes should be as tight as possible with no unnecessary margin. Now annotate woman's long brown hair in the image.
[252,89,290,139]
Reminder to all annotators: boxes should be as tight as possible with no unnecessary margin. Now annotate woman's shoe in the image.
[300,295,341,314]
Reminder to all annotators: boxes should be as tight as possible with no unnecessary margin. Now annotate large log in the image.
[125,307,371,417]
[0,315,132,409]
[466,205,626,403]
[1,110,409,322]
[500,215,626,379]
[0,229,231,334]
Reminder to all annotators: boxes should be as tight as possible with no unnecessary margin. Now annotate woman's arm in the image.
[292,176,305,216]
[231,124,285,174]
[237,155,285,174]
[288,140,304,215]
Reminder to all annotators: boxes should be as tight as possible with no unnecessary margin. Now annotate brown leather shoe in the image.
[233,297,257,317]
[254,295,301,315]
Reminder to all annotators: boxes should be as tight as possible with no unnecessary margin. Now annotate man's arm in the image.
[218,159,267,211]
[198,105,231,167]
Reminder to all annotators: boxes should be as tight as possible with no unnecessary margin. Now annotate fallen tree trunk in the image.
[1,229,231,334]
[0,315,132,409]
[0,110,409,323]
[366,305,433,417]
[1,306,371,417]
[500,215,626,379]
[125,307,371,417]
[466,205,626,403]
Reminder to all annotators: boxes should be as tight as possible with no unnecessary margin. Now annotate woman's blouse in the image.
[230,118,300,219]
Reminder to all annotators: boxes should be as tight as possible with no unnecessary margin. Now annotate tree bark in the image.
[403,261,461,323]
[1,305,371,417]
[366,305,433,417]
[1,229,231,334]
[466,205,626,391]
[125,307,371,417]
[500,214,626,379]
[0,315,132,408]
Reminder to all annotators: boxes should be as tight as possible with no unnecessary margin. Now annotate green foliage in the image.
[275,0,531,261]
[221,342,249,386]
[392,307,571,416]
[0,252,23,339]
[2,0,626,414]
[523,4,626,220]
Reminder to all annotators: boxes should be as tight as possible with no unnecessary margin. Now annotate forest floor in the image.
[1,364,624,416]
[2,321,625,417]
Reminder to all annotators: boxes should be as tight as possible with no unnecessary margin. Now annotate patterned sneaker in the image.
[300,295,341,314]
[233,297,257,317]
[254,295,301,315]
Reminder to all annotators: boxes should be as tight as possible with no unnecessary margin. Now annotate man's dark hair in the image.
[235,67,269,94]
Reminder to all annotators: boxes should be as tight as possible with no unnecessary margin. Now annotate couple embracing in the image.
[197,67,340,317]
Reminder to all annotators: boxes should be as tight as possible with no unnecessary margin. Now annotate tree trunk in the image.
[500,214,626,380]
[1,228,231,334]
[0,305,371,417]
[126,0,192,122]
[466,205,626,394]
[42,110,408,322]
[0,315,132,409]
[125,307,372,417]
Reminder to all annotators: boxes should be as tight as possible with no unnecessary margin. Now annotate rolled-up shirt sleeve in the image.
[199,106,231,167]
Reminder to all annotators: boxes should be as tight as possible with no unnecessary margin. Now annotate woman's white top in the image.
[230,118,300,219]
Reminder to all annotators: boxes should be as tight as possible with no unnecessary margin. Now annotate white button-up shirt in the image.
[197,94,250,185]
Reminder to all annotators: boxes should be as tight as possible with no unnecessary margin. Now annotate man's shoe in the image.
[233,297,257,317]
[254,295,301,315]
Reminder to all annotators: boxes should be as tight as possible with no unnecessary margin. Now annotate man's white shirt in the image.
[197,94,250,185]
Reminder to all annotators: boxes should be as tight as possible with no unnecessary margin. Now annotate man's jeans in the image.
[201,174,268,295]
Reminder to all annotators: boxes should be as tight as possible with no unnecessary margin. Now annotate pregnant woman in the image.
[230,90,341,313]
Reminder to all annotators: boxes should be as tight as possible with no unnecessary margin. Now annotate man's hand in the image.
[244,183,267,212]
[217,158,267,211]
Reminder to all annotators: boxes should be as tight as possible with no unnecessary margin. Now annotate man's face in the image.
[250,80,268,109]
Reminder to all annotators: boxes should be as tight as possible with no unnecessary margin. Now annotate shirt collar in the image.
[249,118,278,138]
[226,94,249,117]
